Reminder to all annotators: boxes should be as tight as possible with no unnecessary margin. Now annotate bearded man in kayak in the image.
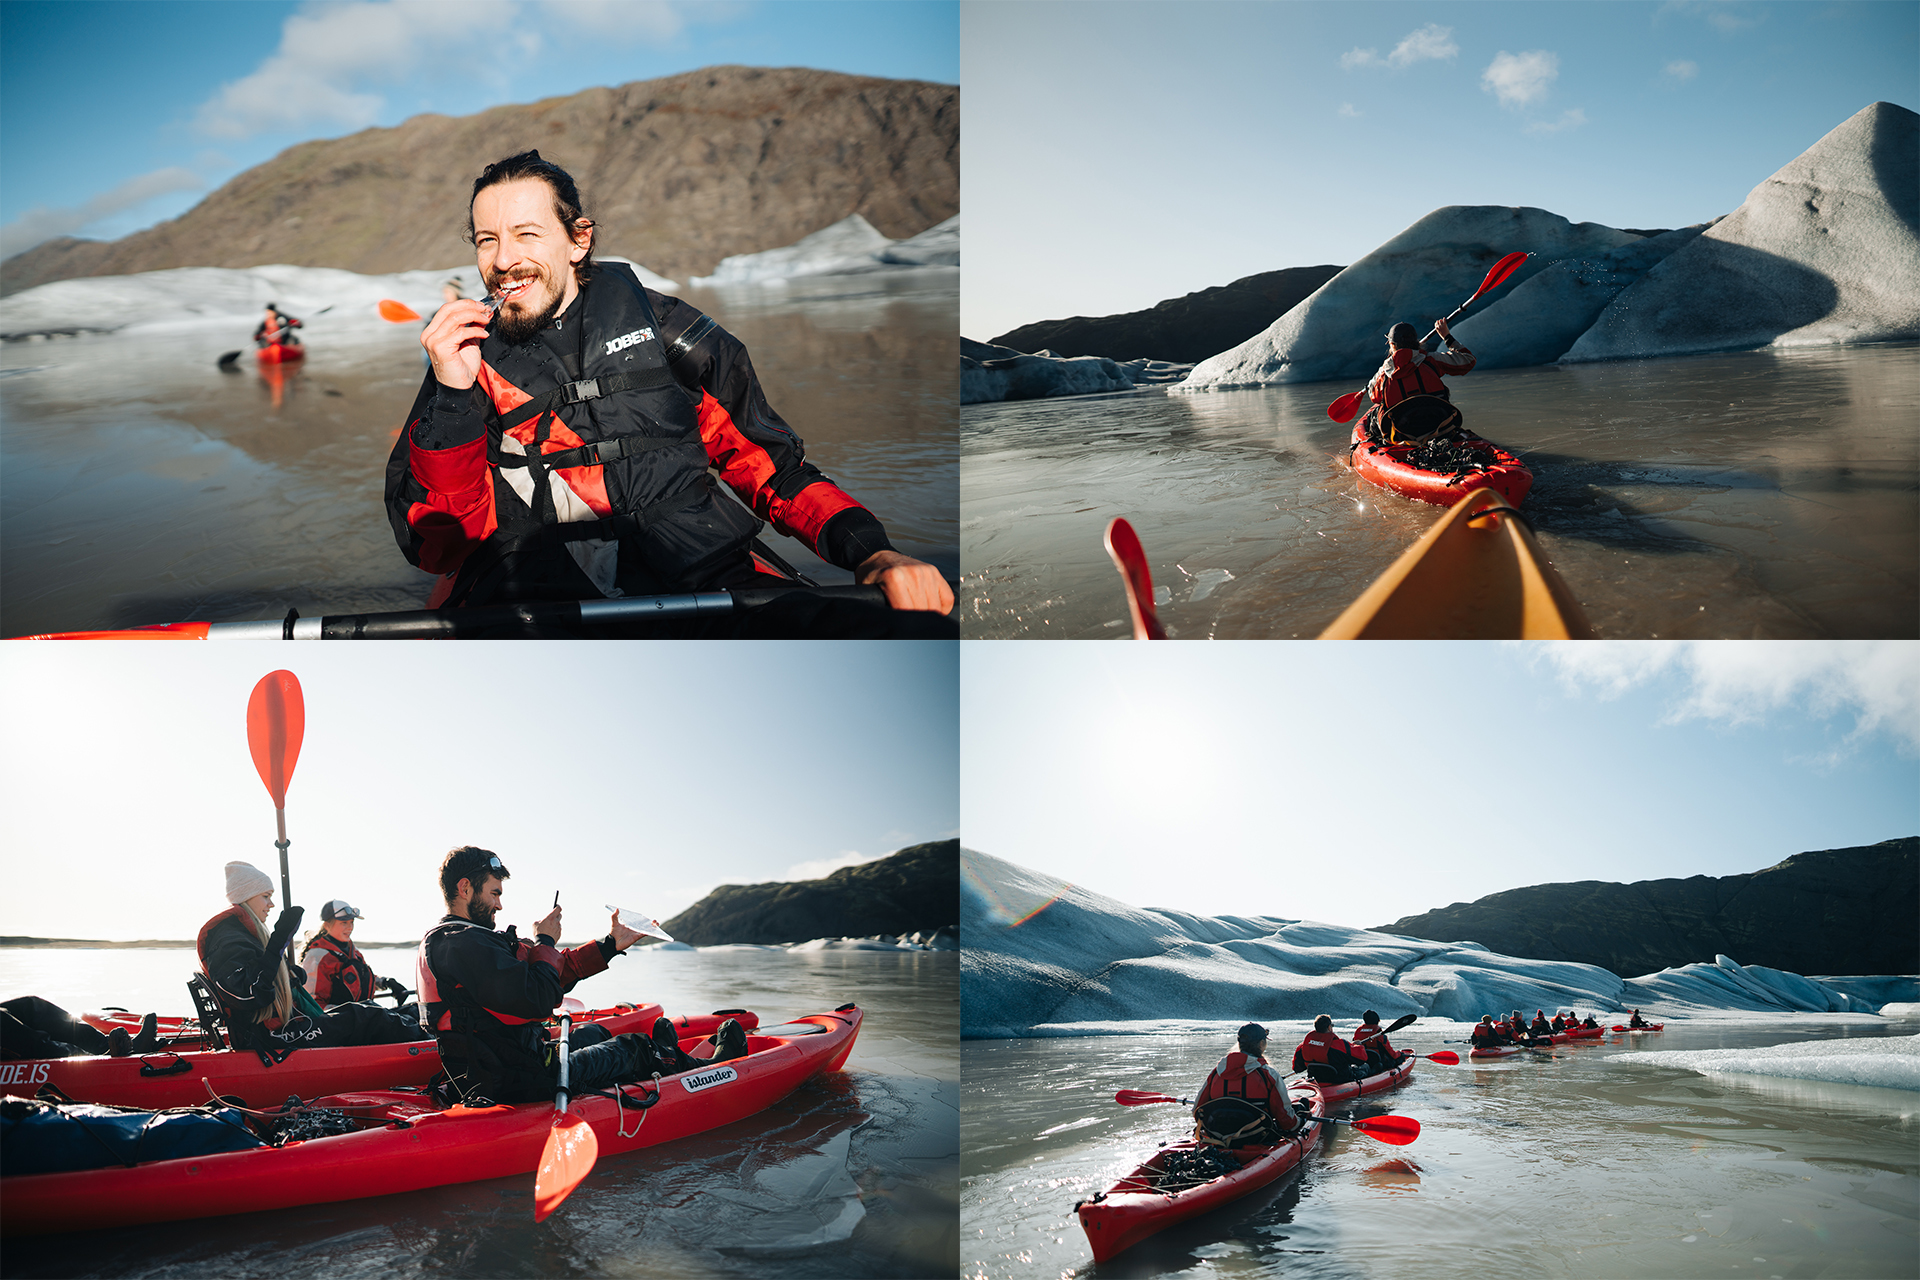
[201,862,420,1052]
[1192,1023,1307,1144]
[418,846,745,1107]
[1292,1014,1367,1084]
[299,900,411,1015]
[1365,319,1475,443]
[384,149,953,636]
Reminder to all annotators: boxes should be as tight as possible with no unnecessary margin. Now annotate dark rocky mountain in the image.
[988,265,1343,363]
[661,839,957,945]
[1374,838,1917,978]
[2,65,957,296]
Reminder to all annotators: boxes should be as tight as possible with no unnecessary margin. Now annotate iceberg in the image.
[1614,1034,1920,1091]
[961,848,1907,1038]
[691,214,958,286]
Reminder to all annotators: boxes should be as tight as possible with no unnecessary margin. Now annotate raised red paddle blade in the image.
[533,1112,599,1221]
[1114,1090,1182,1106]
[1474,251,1530,298]
[377,299,421,323]
[1350,1114,1421,1145]
[1425,1051,1461,1065]
[1327,389,1366,424]
[1103,518,1167,640]
[246,671,305,808]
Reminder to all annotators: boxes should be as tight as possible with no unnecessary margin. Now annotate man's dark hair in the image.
[439,845,510,904]
[1237,1022,1268,1052]
[467,150,595,285]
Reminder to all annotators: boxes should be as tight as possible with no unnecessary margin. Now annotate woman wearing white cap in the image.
[300,900,411,1013]
[197,862,417,1051]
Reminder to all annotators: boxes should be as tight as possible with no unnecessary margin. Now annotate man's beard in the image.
[469,901,498,929]
[489,270,566,345]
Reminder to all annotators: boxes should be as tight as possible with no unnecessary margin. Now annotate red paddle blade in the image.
[1327,389,1366,424]
[533,1112,599,1221]
[1425,1051,1460,1065]
[246,671,305,808]
[378,299,421,322]
[1114,1090,1181,1107]
[1103,518,1167,640]
[1351,1114,1421,1145]
[1474,251,1530,298]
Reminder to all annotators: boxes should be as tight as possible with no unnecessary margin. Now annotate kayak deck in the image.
[1349,422,1532,508]
[1076,1056,1412,1262]
[2,1007,857,1234]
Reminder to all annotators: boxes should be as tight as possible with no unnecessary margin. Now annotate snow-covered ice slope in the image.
[692,214,958,286]
[1615,1034,1920,1090]
[961,849,1902,1038]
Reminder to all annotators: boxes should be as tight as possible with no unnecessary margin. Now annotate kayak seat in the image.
[185,974,231,1052]
[1193,1096,1287,1150]
[1380,395,1462,444]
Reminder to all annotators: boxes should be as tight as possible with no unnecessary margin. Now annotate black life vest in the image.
[300,932,376,1006]
[452,263,763,603]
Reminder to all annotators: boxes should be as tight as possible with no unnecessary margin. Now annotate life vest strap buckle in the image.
[558,378,602,405]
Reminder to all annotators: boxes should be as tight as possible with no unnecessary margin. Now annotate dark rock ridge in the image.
[989,265,1344,364]
[1,65,957,296]
[660,839,958,945]
[1373,838,1917,979]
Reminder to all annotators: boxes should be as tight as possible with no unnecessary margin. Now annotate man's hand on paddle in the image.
[856,550,953,613]
[421,299,494,390]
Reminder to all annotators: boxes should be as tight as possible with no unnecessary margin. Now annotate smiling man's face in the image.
[471,177,590,342]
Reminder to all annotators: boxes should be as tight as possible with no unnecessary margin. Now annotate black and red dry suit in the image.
[383,262,901,607]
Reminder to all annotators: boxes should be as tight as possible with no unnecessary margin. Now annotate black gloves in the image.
[267,905,304,960]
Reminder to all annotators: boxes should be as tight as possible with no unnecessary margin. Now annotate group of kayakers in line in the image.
[1470,1007,1654,1049]
[1188,1012,1411,1143]
[3,846,751,1108]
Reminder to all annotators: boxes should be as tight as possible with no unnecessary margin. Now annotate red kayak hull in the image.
[1077,1056,1412,1262]
[256,343,304,364]
[1565,1025,1605,1040]
[2,1007,854,1235]
[1350,423,1532,507]
[6,1005,754,1110]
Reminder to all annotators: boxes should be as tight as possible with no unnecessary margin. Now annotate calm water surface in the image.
[961,345,1918,638]
[1,946,957,1278]
[962,1019,1918,1280]
[0,273,957,637]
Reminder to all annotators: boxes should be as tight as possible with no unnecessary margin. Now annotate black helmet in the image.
[1387,322,1419,348]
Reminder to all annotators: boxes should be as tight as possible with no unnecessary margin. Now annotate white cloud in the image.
[1482,49,1559,108]
[1532,641,1920,756]
[0,167,204,260]
[1339,103,1362,118]
[193,0,702,141]
[1660,1,1765,34]
[1340,23,1457,71]
[783,849,888,883]
[1665,59,1699,81]
[1526,107,1588,134]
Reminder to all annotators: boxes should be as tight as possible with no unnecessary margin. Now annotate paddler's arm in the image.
[384,370,495,573]
[1429,319,1476,372]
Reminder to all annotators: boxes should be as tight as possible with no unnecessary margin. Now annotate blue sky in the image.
[962,641,1919,930]
[0,0,958,260]
[961,0,1919,340]
[0,643,959,943]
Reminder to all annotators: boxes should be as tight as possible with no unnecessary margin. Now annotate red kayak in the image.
[1468,1043,1524,1059]
[3,1006,857,1234]
[6,1005,754,1110]
[1350,423,1532,507]
[256,342,304,365]
[1621,1023,1666,1033]
[1565,1025,1605,1040]
[1076,1056,1411,1262]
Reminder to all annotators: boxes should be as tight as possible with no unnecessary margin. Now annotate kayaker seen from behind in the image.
[1292,1014,1368,1084]
[1529,1010,1553,1039]
[255,303,302,351]
[1192,1023,1307,1145]
[1470,1015,1502,1052]
[1628,1009,1651,1029]
[384,149,954,635]
[418,846,750,1107]
[1364,319,1475,443]
[201,862,420,1052]
[1350,1010,1410,1074]
[299,899,414,1017]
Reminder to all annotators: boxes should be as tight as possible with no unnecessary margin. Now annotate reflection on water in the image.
[962,1020,1919,1279]
[961,344,1918,638]
[0,274,956,636]
[0,947,957,1278]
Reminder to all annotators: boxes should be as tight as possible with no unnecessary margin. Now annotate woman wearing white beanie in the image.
[196,861,416,1052]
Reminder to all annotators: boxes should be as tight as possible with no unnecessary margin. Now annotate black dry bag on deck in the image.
[0,1095,264,1176]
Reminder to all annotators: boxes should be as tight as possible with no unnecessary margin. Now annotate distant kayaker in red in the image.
[1628,1009,1651,1029]
[1350,1010,1408,1073]
[385,149,953,633]
[1470,1015,1502,1051]
[1293,1014,1367,1084]
[1529,1010,1553,1039]
[1193,1023,1306,1144]
[254,303,302,350]
[1364,319,1475,443]
[200,861,418,1052]
[417,846,749,1106]
[299,899,411,1015]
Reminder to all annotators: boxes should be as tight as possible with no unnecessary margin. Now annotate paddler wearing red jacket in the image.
[1350,1010,1407,1073]
[1470,1015,1502,1050]
[1293,1014,1367,1084]
[299,899,410,1014]
[199,861,418,1054]
[384,149,953,635]
[1193,1023,1306,1144]
[1364,318,1476,442]
[254,303,302,349]
[418,846,748,1106]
